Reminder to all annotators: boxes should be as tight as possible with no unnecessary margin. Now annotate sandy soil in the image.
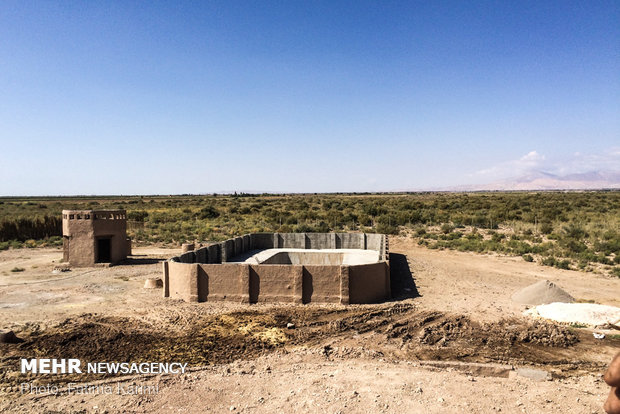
[390,237,620,323]
[0,238,618,413]
[0,247,180,328]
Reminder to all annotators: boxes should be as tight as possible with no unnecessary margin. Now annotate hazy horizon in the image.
[1,1,618,196]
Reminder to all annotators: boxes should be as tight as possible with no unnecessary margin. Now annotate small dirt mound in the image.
[413,316,578,348]
[419,316,472,345]
[493,320,578,347]
[511,280,575,305]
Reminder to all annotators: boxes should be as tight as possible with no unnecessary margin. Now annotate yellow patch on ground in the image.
[237,322,287,345]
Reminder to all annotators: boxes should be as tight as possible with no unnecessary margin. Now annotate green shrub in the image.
[440,223,454,234]
[128,210,149,222]
[563,224,588,239]
[561,239,587,254]
[316,221,330,233]
[539,222,553,234]
[491,232,505,242]
[442,232,462,240]
[294,224,316,233]
[596,254,614,265]
[522,254,534,262]
[9,240,22,249]
[466,232,483,241]
[376,223,399,235]
[198,206,220,219]
[595,239,620,255]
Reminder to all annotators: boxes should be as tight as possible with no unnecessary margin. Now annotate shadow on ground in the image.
[118,257,163,265]
[389,252,420,300]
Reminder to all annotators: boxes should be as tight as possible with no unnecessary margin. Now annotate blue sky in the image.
[1,1,618,195]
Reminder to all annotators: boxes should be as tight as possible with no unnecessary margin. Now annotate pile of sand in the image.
[527,303,620,327]
[511,280,575,305]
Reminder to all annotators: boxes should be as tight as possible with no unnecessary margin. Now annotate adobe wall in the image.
[166,261,199,302]
[163,261,388,304]
[168,233,388,265]
[62,210,131,267]
[348,262,391,304]
[303,265,342,303]
[163,233,390,304]
[199,264,249,303]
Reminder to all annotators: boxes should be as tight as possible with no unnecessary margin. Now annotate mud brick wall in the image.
[163,233,390,304]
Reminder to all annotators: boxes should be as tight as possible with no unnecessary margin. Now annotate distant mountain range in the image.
[446,171,620,191]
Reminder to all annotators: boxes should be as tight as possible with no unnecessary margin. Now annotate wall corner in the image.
[187,264,199,302]
[240,264,250,303]
[293,265,303,304]
[339,265,350,305]
[162,261,169,298]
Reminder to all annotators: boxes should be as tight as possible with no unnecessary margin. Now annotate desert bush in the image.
[560,239,588,254]
[294,224,316,233]
[539,222,553,234]
[128,210,149,222]
[491,232,506,242]
[555,259,571,270]
[440,223,454,234]
[24,239,37,248]
[376,223,399,235]
[9,240,23,249]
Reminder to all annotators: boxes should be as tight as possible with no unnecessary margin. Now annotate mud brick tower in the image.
[62,209,131,266]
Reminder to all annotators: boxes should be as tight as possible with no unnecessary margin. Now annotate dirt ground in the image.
[0,237,619,413]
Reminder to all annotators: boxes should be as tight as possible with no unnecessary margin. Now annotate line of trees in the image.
[0,216,62,241]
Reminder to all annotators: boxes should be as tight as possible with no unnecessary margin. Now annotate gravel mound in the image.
[511,280,575,305]
[527,303,620,327]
